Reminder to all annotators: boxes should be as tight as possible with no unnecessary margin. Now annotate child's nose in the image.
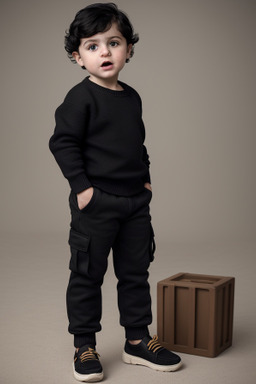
[100,45,111,56]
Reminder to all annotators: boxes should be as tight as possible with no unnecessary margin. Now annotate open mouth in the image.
[101,61,113,67]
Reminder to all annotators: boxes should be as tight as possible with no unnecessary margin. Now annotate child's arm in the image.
[49,97,92,194]
[132,87,152,189]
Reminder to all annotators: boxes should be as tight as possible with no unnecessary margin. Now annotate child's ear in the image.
[126,44,133,60]
[72,51,84,67]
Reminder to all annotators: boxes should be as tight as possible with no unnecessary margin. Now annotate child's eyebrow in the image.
[108,36,122,40]
[83,35,123,46]
[83,39,99,46]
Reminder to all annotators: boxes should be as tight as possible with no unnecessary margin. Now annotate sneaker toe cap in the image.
[157,349,181,365]
[75,360,102,374]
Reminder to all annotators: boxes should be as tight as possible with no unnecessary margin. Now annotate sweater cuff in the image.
[68,173,92,193]
[142,171,151,184]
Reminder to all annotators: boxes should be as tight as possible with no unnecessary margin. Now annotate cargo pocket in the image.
[68,228,91,275]
[149,224,156,262]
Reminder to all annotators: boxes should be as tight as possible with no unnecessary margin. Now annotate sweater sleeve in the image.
[142,145,151,184]
[135,89,151,185]
[49,99,92,193]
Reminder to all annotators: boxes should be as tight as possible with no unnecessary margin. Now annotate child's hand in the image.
[77,187,94,210]
[144,182,152,192]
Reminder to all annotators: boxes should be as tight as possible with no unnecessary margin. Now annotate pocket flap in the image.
[68,229,90,252]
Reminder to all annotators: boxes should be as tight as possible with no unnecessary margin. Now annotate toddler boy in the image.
[49,3,181,382]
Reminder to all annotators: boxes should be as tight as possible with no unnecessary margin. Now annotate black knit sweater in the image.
[49,76,151,196]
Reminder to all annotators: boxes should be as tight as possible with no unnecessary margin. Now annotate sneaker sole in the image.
[122,351,182,372]
[72,362,104,382]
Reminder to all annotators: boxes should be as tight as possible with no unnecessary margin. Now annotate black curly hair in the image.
[65,3,139,69]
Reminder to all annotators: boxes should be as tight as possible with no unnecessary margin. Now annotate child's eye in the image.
[88,44,98,51]
[110,41,119,47]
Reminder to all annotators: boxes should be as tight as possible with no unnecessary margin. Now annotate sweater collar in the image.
[84,76,130,97]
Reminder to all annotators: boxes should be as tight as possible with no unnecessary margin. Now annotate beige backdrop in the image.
[1,0,255,243]
[1,1,256,384]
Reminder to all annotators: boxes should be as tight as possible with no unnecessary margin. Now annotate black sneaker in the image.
[73,345,103,382]
[122,335,182,372]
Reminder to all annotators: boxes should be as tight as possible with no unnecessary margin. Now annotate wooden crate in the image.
[157,272,235,357]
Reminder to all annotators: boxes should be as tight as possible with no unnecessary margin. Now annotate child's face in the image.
[72,23,132,87]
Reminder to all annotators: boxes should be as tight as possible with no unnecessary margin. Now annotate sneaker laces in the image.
[79,348,100,363]
[147,335,164,353]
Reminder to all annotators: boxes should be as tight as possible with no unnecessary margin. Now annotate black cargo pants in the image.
[66,186,155,348]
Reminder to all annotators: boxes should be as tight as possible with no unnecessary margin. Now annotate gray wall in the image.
[1,0,255,242]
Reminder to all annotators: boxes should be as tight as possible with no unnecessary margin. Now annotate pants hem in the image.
[74,333,96,348]
[125,326,150,340]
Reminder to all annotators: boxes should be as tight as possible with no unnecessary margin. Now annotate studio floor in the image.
[1,231,255,384]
